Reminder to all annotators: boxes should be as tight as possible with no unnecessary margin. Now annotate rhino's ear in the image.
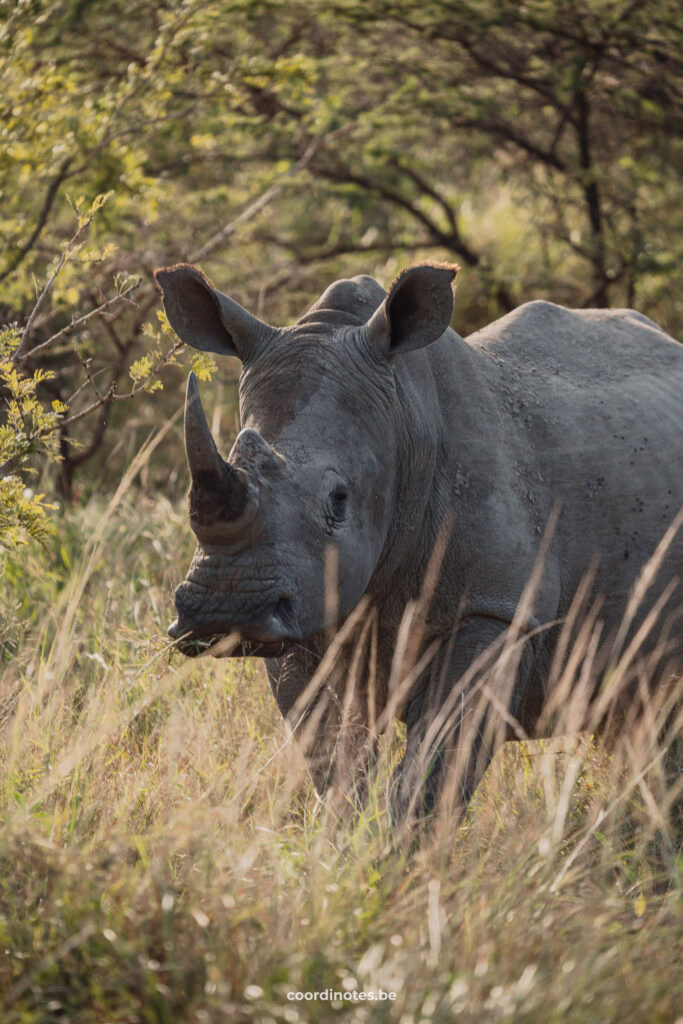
[366,263,457,356]
[154,264,274,361]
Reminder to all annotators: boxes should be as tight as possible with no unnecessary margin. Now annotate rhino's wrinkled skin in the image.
[156,262,683,819]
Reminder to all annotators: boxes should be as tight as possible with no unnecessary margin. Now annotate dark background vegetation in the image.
[1,0,681,508]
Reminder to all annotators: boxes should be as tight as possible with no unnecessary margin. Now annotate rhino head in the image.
[155,262,456,657]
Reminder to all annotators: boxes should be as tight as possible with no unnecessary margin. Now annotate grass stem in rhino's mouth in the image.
[193,637,218,653]
[171,631,289,659]
[170,632,225,657]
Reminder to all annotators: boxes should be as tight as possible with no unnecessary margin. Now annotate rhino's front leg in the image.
[391,616,534,827]
[265,650,376,802]
[265,649,331,787]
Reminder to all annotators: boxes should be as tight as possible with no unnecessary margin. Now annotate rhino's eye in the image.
[331,486,348,517]
[324,482,348,530]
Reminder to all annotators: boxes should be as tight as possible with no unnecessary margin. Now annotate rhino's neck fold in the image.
[371,327,499,609]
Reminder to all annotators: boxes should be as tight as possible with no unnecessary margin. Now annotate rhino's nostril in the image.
[272,595,295,632]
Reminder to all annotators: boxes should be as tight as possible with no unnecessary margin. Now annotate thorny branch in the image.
[14,279,142,367]
[13,218,93,364]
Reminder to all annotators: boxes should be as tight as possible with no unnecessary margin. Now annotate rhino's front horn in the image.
[184,373,248,521]
[184,371,222,480]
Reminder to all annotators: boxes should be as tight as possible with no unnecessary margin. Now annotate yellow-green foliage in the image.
[0,326,60,546]
[0,475,56,548]
[0,193,120,546]
[0,481,680,1023]
[131,313,214,393]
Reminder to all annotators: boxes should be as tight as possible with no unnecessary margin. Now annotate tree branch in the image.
[13,217,92,363]
[0,157,73,285]
[313,163,470,258]
[15,278,141,367]
[449,114,567,172]
[574,85,608,306]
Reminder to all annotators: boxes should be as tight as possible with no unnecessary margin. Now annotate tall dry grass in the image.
[0,435,680,1022]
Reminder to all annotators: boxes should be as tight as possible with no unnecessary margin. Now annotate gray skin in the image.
[156,262,683,820]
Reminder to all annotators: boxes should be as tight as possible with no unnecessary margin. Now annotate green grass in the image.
[0,481,681,1023]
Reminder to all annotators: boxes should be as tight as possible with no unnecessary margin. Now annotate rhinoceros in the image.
[156,262,682,820]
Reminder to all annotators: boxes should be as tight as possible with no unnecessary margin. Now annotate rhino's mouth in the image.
[168,596,298,659]
[171,629,290,659]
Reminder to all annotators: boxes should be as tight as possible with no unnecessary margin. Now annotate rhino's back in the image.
[466,300,683,630]
[468,299,681,382]
[467,300,682,460]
